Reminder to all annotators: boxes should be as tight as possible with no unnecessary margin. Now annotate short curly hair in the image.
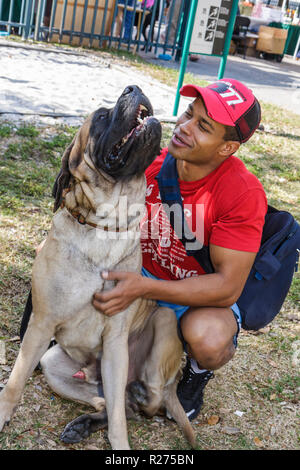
[223,124,241,143]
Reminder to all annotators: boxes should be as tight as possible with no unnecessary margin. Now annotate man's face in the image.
[168,97,228,165]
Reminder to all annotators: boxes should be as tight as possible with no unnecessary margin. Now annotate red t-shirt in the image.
[141,148,268,280]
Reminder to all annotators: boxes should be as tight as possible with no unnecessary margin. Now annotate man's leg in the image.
[177,305,240,420]
[180,306,239,370]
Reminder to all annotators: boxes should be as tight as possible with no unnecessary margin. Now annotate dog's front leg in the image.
[0,316,54,431]
[101,332,130,450]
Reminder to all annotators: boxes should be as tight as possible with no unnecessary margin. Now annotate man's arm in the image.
[92,244,256,316]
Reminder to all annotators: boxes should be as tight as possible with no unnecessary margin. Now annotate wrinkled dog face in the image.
[89,85,162,179]
[52,86,162,212]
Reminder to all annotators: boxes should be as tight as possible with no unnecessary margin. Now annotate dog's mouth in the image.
[104,103,152,170]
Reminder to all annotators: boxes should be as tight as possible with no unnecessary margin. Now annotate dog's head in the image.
[53,85,161,211]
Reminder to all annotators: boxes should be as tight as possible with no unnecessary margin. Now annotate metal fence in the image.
[0,0,189,58]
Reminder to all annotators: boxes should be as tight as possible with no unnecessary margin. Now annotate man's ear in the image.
[52,137,76,212]
[218,140,240,157]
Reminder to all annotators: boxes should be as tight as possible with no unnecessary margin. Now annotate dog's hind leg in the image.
[163,377,196,448]
[40,344,105,411]
[132,307,196,448]
[135,307,183,416]
[0,313,55,431]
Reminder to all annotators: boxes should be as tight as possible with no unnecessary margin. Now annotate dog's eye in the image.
[98,113,108,120]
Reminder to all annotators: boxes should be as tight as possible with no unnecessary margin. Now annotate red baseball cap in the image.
[180,78,261,143]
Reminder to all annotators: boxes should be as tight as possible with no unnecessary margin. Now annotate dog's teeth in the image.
[122,132,131,144]
[140,105,148,112]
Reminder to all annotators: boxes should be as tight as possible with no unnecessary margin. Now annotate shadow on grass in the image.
[263,130,300,141]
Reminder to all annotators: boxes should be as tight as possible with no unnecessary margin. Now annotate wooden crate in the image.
[51,0,116,47]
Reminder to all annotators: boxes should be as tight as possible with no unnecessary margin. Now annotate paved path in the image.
[139,50,300,115]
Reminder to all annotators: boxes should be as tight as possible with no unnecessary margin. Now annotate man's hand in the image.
[92,245,256,317]
[92,271,147,317]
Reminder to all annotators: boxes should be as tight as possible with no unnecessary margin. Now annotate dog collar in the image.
[60,189,127,232]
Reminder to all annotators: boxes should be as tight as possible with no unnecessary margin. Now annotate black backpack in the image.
[156,153,300,331]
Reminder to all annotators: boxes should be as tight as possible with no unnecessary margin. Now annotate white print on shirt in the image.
[146,184,154,197]
[141,200,205,279]
[141,241,199,279]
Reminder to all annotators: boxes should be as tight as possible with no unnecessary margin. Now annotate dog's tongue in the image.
[72,370,86,380]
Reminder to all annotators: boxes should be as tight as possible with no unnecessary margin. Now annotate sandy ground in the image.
[0,42,190,126]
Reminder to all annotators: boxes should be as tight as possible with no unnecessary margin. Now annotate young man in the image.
[92,78,268,420]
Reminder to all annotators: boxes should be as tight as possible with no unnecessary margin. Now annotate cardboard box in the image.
[245,36,258,49]
[256,26,288,55]
[245,46,257,57]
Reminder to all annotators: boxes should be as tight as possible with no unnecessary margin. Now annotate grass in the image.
[0,44,299,451]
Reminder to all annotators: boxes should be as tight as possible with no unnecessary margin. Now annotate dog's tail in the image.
[163,380,196,448]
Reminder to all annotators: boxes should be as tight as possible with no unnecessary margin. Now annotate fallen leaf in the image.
[221,426,241,435]
[258,327,270,334]
[266,359,277,367]
[85,445,99,450]
[253,437,264,447]
[0,340,6,365]
[286,314,300,322]
[207,415,220,425]
[46,439,57,446]
[7,336,20,343]
[219,408,230,414]
[270,393,277,401]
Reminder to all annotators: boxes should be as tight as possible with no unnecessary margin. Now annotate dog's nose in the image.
[122,85,142,96]
[122,86,134,96]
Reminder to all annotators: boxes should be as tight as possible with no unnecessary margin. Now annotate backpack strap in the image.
[155,152,215,274]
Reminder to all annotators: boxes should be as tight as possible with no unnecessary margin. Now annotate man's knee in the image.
[180,307,237,369]
[194,334,235,370]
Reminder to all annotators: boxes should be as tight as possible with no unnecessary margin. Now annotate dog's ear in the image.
[52,138,75,212]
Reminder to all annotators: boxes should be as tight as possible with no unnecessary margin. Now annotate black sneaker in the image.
[177,358,214,421]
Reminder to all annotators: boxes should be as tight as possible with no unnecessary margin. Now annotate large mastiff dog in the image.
[0,86,195,450]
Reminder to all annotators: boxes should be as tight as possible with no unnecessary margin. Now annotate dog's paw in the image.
[60,415,94,443]
[0,416,10,432]
[127,380,148,407]
[60,411,108,444]
[0,400,13,432]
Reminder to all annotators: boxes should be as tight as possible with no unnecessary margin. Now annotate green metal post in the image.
[218,0,239,79]
[34,0,45,41]
[22,0,33,39]
[173,0,198,116]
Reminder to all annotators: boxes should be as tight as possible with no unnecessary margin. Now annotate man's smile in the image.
[171,131,192,148]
